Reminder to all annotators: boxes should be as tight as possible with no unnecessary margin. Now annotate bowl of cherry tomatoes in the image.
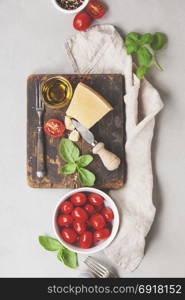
[53,187,119,254]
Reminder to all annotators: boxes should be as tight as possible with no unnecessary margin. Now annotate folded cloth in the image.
[65,24,163,272]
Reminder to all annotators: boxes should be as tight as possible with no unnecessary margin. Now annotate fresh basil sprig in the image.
[39,236,78,269]
[59,138,95,186]
[125,32,167,79]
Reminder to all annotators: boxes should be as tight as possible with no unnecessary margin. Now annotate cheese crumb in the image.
[65,116,75,131]
[68,130,80,142]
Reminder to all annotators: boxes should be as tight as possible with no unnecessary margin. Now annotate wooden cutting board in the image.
[27,74,126,189]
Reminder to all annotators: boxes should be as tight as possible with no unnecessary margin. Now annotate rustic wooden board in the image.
[27,74,126,189]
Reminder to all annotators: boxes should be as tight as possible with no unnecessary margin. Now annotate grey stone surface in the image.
[0,0,185,277]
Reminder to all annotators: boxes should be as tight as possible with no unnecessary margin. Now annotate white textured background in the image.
[0,0,185,277]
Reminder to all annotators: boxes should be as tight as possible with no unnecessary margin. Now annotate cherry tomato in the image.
[80,231,93,248]
[85,0,107,19]
[88,193,104,207]
[95,203,104,213]
[44,119,65,138]
[71,193,87,206]
[89,213,106,230]
[73,11,92,31]
[73,221,87,235]
[94,228,110,242]
[71,207,88,222]
[57,214,73,227]
[84,203,95,215]
[60,201,73,214]
[76,235,80,244]
[101,207,114,222]
[86,219,92,228]
[61,228,77,244]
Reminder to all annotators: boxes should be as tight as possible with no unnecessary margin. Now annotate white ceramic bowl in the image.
[53,187,120,254]
[52,0,89,14]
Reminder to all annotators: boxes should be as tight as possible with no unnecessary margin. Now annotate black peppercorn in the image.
[56,0,85,10]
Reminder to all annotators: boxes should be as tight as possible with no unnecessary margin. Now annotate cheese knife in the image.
[72,120,121,171]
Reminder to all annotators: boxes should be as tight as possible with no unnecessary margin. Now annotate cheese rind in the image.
[66,82,113,129]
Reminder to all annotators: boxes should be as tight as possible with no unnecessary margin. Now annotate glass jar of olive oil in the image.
[41,76,73,109]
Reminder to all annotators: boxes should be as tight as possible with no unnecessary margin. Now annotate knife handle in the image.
[36,127,46,178]
[93,142,121,171]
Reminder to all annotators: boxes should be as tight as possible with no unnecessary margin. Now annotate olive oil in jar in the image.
[41,76,73,109]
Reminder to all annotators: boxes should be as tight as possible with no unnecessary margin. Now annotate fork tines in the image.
[84,256,117,278]
[35,78,44,110]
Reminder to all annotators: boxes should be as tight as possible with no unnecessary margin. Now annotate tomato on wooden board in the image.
[94,228,110,242]
[89,213,106,230]
[60,201,73,214]
[57,214,73,227]
[101,207,114,222]
[73,221,87,235]
[88,193,104,207]
[71,193,87,206]
[44,119,65,138]
[61,228,77,244]
[80,231,93,248]
[85,0,107,19]
[73,11,92,31]
[71,207,88,222]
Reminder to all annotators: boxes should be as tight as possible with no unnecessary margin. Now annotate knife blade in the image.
[72,119,121,171]
[72,119,96,146]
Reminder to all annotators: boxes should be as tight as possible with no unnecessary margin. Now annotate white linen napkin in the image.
[65,24,163,272]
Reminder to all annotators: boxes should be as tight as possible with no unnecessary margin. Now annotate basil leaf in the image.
[57,247,78,269]
[39,236,61,251]
[136,66,148,79]
[126,44,138,55]
[60,163,76,175]
[151,32,167,51]
[59,138,80,163]
[76,155,93,167]
[57,247,63,262]
[125,39,139,54]
[125,32,141,54]
[61,248,78,269]
[125,32,141,42]
[138,47,153,67]
[139,33,153,46]
[78,168,96,186]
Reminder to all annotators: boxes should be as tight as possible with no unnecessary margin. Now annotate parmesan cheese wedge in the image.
[66,82,113,129]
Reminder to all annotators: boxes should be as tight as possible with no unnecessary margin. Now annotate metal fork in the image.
[35,79,46,178]
[84,256,118,278]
